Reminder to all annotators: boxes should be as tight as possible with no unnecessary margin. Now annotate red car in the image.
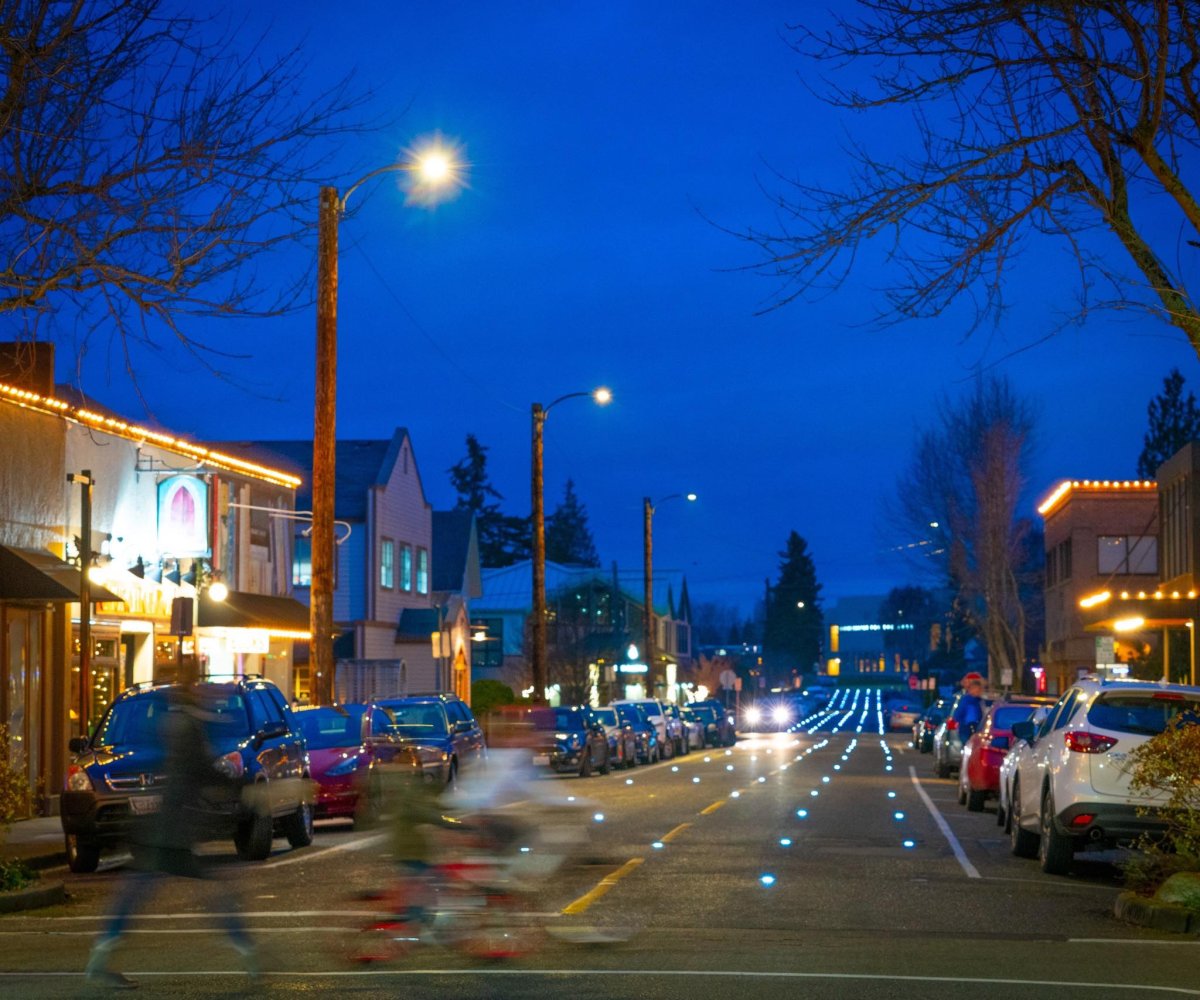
[959,697,1055,812]
[296,703,409,826]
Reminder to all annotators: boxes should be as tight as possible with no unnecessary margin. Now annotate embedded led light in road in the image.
[759,874,777,887]
[796,809,808,818]
[692,777,701,784]
[626,778,634,785]
[821,776,830,783]
[885,766,893,772]
[731,791,741,798]
[726,765,734,771]
[894,811,905,820]
[810,790,819,797]
[833,764,841,770]
[671,766,679,772]
[520,846,531,853]
[887,791,897,799]
[757,776,766,783]
[779,838,792,847]
[652,841,664,849]
[593,813,605,822]
[903,839,916,848]
[705,756,712,762]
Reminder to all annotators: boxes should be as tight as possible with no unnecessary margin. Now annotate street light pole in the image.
[67,470,94,733]
[310,140,465,707]
[530,388,611,703]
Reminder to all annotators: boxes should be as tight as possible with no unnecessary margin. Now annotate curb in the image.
[0,880,66,914]
[1114,890,1200,934]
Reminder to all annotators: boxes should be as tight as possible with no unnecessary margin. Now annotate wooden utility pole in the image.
[312,186,339,706]
[68,470,94,733]
[643,496,655,693]
[530,402,547,703]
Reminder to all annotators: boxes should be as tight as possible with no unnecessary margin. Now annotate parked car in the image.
[662,703,699,754]
[996,702,1056,828]
[1005,678,1200,875]
[486,704,609,776]
[613,702,661,764]
[587,705,639,768]
[678,705,709,750]
[931,689,994,778]
[883,697,923,733]
[912,699,949,753]
[375,693,486,786]
[62,677,313,872]
[613,698,678,759]
[686,700,736,746]
[958,697,1054,812]
[295,702,417,826]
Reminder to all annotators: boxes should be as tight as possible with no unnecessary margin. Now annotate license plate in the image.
[531,754,550,766]
[129,795,162,815]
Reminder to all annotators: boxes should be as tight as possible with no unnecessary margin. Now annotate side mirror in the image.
[68,736,89,754]
[453,720,473,733]
[1011,721,1034,742]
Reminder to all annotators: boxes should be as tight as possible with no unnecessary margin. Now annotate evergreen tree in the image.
[762,531,823,682]
[447,435,530,568]
[1138,369,1200,478]
[544,479,600,566]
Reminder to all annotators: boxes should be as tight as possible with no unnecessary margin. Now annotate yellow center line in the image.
[560,857,644,915]
[660,822,691,843]
[700,799,725,815]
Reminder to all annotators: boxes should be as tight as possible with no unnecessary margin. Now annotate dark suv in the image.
[375,692,486,786]
[61,677,313,872]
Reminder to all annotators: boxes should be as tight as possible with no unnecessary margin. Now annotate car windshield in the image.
[990,705,1036,731]
[382,702,449,738]
[297,707,365,749]
[688,705,717,722]
[591,708,617,726]
[554,709,585,730]
[615,704,641,726]
[1087,693,1200,735]
[92,693,172,747]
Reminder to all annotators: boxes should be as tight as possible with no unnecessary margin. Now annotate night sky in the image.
[66,1,1200,615]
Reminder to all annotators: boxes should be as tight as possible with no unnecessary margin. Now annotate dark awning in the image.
[396,607,439,642]
[0,546,123,603]
[197,590,311,633]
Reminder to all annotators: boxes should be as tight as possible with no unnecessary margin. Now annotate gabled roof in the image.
[217,429,423,520]
[431,510,481,597]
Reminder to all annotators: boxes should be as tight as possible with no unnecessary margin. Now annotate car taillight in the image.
[214,750,245,779]
[1070,813,1097,828]
[66,765,93,792]
[946,719,958,731]
[1064,731,1118,754]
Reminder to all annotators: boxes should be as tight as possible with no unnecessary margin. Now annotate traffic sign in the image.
[719,669,737,690]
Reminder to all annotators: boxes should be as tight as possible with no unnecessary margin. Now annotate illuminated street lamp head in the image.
[686,493,697,502]
[208,581,229,603]
[592,386,613,405]
[1112,616,1145,633]
[402,133,467,208]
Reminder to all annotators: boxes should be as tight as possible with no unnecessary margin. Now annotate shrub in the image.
[1121,720,1200,894]
[0,724,32,829]
[0,857,36,892]
[471,679,516,718]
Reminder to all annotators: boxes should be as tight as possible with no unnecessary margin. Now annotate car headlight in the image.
[66,765,93,792]
[745,706,762,725]
[772,706,790,724]
[213,751,245,780]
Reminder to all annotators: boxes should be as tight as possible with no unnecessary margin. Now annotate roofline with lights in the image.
[0,381,302,489]
[1037,479,1156,517]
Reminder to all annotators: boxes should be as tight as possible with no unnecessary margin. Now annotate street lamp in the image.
[643,492,696,696]
[312,137,464,707]
[530,387,612,703]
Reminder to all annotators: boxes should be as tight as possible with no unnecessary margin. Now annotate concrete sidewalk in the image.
[1,816,67,869]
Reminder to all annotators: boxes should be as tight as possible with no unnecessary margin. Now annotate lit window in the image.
[417,548,429,594]
[401,544,413,592]
[292,535,311,587]
[380,539,394,589]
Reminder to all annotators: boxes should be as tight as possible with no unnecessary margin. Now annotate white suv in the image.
[612,698,681,761]
[1005,677,1200,875]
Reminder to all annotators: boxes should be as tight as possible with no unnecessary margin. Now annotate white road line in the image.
[261,832,385,869]
[0,969,1194,994]
[909,765,981,879]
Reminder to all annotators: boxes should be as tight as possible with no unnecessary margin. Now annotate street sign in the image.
[1095,636,1115,666]
[719,669,737,690]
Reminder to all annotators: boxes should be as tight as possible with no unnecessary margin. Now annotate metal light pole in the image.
[530,388,611,703]
[642,492,696,696]
[311,143,464,706]
[67,470,94,734]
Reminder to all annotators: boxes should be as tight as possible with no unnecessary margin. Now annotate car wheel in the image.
[65,833,100,874]
[284,798,314,848]
[1038,789,1074,876]
[235,804,274,861]
[446,759,459,790]
[598,745,611,775]
[995,799,1007,827]
[661,737,674,761]
[934,755,950,779]
[1008,782,1038,858]
[957,773,968,805]
[579,750,593,778]
[967,788,986,812]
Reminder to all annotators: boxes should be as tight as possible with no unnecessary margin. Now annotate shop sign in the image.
[158,475,210,557]
[229,629,270,654]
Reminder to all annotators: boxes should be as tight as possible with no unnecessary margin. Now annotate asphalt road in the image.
[1,689,1195,998]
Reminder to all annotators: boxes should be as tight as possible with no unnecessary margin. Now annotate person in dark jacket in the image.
[85,685,257,989]
[953,677,986,743]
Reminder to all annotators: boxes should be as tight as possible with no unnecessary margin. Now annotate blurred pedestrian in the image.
[954,676,985,743]
[85,685,257,989]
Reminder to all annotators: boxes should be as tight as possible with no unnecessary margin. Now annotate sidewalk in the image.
[2,816,67,869]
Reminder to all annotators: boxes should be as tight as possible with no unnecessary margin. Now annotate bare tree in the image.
[892,376,1039,688]
[743,2,1200,356]
[0,0,368,383]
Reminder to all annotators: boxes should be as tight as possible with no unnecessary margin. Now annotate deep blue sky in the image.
[69,1,1199,616]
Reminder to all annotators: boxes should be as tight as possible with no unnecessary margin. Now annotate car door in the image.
[445,700,484,768]
[1017,691,1072,826]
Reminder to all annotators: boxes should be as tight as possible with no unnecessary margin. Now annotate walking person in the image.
[85,684,258,989]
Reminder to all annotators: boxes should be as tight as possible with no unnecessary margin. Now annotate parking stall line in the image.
[262,831,385,869]
[908,765,981,879]
[560,857,644,915]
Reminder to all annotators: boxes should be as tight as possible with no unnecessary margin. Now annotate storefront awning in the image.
[0,546,123,603]
[197,590,311,634]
